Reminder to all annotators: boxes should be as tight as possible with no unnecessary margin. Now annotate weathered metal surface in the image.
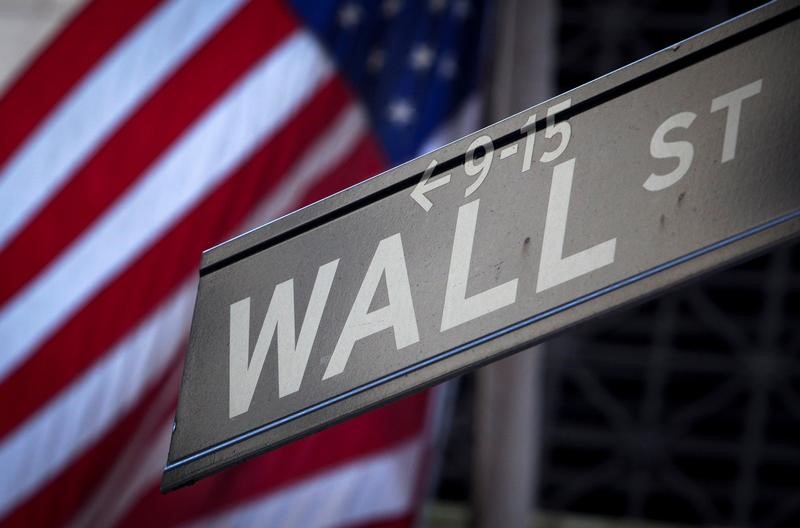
[163,1,800,492]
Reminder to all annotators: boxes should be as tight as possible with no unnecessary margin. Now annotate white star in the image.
[367,48,385,73]
[409,44,435,71]
[453,0,470,17]
[338,3,361,29]
[438,54,458,78]
[388,99,415,125]
[429,0,447,13]
[382,0,403,17]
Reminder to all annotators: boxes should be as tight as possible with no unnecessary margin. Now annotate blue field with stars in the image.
[289,0,488,165]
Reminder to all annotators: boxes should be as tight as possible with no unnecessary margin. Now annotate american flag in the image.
[0,0,486,526]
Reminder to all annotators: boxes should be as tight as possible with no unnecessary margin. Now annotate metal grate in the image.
[540,242,800,526]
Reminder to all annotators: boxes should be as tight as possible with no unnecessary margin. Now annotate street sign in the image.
[162,0,800,492]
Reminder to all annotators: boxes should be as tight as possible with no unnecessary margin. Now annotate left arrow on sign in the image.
[411,159,451,212]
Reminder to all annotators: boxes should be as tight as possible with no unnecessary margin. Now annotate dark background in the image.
[435,1,800,527]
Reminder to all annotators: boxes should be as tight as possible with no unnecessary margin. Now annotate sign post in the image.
[472,0,556,526]
[163,1,800,492]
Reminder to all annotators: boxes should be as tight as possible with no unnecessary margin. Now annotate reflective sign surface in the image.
[163,1,800,492]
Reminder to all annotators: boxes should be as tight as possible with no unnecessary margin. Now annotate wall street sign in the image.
[162,1,800,491]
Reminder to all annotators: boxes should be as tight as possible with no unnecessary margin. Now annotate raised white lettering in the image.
[643,111,697,191]
[228,259,338,418]
[537,158,617,292]
[711,79,762,163]
[441,199,518,331]
[323,233,419,380]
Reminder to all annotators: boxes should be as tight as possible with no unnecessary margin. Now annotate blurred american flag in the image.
[0,0,486,526]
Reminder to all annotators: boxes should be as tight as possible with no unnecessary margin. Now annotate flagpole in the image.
[472,0,557,526]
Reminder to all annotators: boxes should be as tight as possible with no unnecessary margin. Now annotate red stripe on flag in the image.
[116,392,430,528]
[296,134,387,208]
[0,352,182,527]
[0,0,163,171]
[0,0,297,307]
[0,77,357,440]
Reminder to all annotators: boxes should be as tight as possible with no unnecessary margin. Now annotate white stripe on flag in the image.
[0,31,332,381]
[68,408,177,528]
[181,439,423,528]
[418,94,481,156]
[0,0,247,251]
[0,279,195,519]
[242,103,367,229]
